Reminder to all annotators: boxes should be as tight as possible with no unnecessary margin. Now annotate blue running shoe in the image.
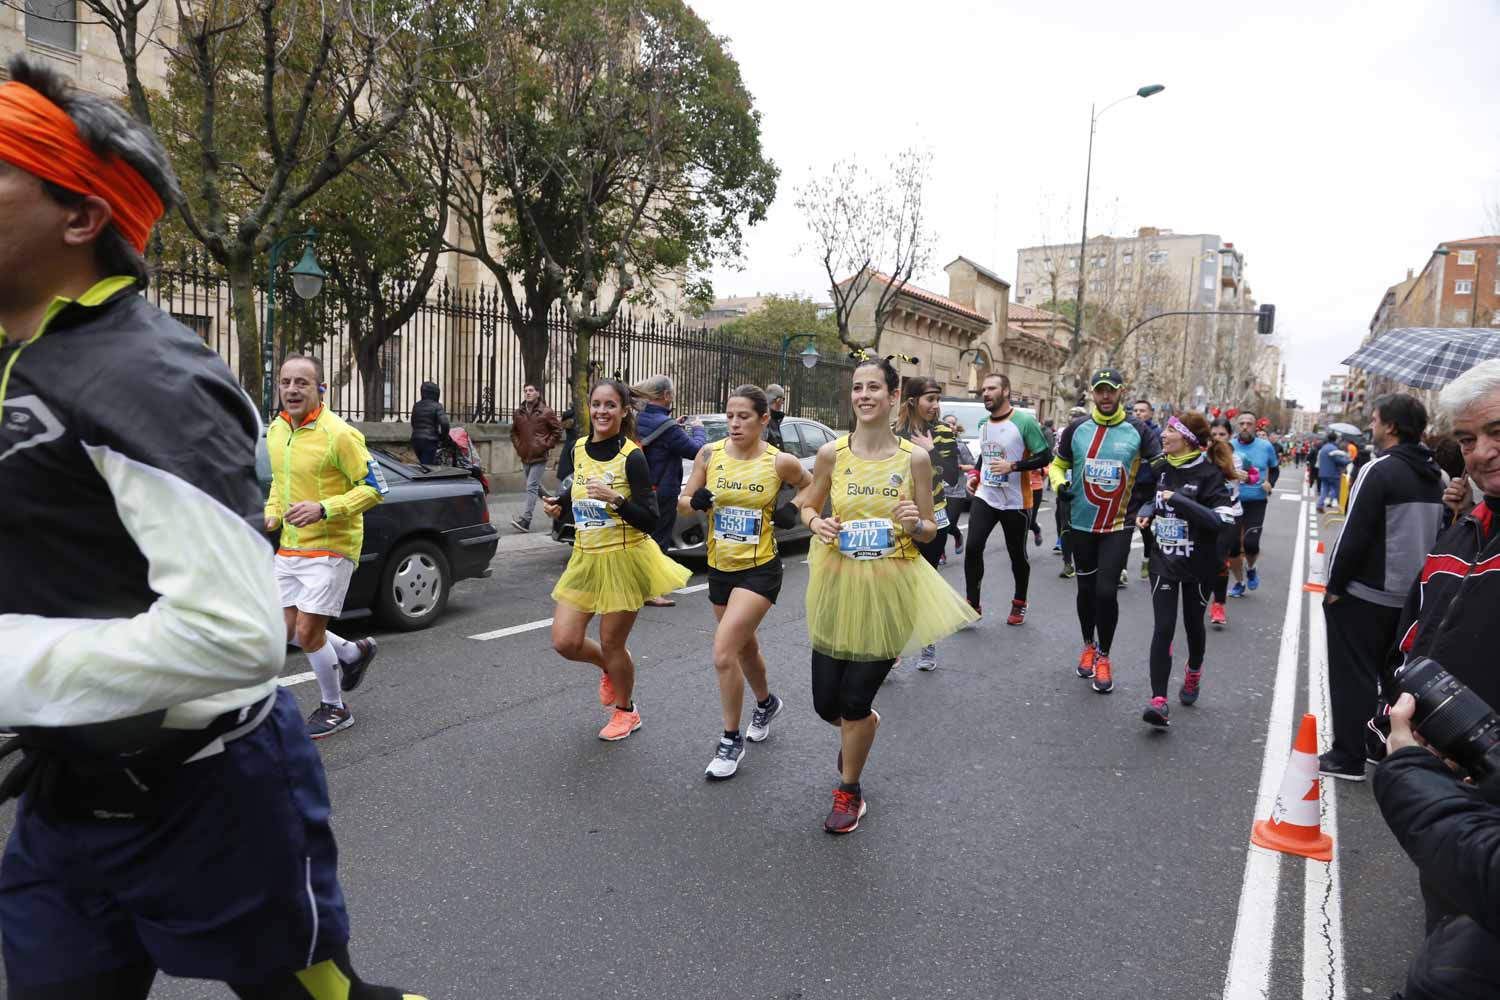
[1246,567,1260,591]
[1229,581,1247,599]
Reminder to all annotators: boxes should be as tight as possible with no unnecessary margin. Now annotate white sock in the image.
[306,642,343,707]
[325,630,359,665]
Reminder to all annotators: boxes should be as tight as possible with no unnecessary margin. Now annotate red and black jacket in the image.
[1393,498,1500,709]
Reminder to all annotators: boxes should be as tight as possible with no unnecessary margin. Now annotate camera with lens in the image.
[1393,656,1500,783]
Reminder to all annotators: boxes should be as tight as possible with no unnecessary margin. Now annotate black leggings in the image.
[963,497,1030,605]
[1212,521,1237,602]
[917,532,945,569]
[1056,496,1074,563]
[1072,530,1133,653]
[1149,575,1210,698]
[1238,499,1268,559]
[944,494,965,548]
[811,650,895,722]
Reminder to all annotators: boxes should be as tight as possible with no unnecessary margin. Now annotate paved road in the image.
[0,485,1427,998]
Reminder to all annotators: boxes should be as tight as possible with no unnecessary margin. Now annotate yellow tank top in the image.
[828,434,919,561]
[570,437,647,553]
[705,440,782,572]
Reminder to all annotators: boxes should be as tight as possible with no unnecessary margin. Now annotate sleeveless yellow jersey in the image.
[570,437,646,553]
[828,434,919,561]
[706,440,782,572]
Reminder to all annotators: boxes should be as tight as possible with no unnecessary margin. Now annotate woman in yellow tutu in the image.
[796,356,977,833]
[543,378,691,741]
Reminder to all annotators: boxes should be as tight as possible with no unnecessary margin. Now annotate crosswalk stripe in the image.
[674,583,710,594]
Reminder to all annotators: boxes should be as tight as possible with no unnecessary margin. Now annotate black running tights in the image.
[1149,575,1210,698]
[1055,496,1074,564]
[811,650,895,722]
[963,498,1030,605]
[1071,530,1132,653]
[1212,523,1237,603]
[945,495,965,549]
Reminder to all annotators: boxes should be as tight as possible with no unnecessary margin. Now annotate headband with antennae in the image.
[886,353,919,365]
[848,348,872,362]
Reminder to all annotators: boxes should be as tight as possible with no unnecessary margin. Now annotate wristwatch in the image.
[609,494,625,512]
[319,503,328,520]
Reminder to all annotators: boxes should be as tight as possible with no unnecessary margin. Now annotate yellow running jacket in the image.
[265,405,387,561]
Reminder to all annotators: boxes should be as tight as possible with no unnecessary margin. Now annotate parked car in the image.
[940,396,1037,462]
[548,414,840,555]
[257,440,499,631]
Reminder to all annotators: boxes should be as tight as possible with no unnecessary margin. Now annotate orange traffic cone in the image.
[1303,542,1327,593]
[1251,713,1333,861]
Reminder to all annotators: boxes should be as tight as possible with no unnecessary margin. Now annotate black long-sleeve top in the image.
[583,435,658,534]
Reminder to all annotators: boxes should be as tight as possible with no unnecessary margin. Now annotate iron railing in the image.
[146,249,856,429]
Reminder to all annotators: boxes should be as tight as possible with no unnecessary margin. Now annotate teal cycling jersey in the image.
[1052,412,1164,534]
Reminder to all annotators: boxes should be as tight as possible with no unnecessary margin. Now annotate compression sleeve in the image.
[616,448,659,534]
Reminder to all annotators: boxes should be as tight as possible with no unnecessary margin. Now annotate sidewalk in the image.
[487,487,566,555]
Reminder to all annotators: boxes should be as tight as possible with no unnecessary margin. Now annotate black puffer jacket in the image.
[1373,748,1500,998]
[410,381,450,443]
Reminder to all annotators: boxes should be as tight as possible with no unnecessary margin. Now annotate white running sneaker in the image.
[916,644,938,671]
[746,694,784,743]
[704,736,746,780]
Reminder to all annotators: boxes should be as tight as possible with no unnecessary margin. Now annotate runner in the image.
[797,356,976,833]
[1049,368,1164,693]
[679,385,810,779]
[543,378,691,741]
[895,376,963,670]
[1131,399,1163,581]
[0,55,425,997]
[1055,404,1086,577]
[1205,418,1244,627]
[266,354,386,739]
[1228,409,1279,597]
[1134,411,1238,727]
[963,373,1053,625]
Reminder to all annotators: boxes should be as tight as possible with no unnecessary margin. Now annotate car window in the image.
[700,420,728,444]
[778,420,804,457]
[797,421,832,457]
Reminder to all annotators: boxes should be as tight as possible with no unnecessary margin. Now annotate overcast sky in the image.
[691,0,1500,409]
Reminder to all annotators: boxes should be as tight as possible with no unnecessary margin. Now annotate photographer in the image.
[1372,358,1500,999]
[1373,694,1500,998]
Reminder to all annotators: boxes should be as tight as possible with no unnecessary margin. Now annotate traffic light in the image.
[1257,303,1275,335]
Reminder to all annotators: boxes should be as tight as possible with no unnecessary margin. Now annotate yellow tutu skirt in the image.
[805,540,977,660]
[552,540,692,614]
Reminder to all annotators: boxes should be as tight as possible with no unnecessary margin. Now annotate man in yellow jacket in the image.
[265,354,388,738]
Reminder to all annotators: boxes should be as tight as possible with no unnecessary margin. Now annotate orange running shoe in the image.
[1076,643,1097,679]
[1091,654,1114,694]
[599,670,616,707]
[823,787,868,834]
[598,706,642,741]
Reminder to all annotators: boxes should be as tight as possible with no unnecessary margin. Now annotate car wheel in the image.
[378,539,450,631]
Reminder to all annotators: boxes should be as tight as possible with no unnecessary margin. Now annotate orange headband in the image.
[0,81,163,254]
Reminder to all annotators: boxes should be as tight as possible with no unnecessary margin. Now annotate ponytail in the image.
[1208,439,1240,481]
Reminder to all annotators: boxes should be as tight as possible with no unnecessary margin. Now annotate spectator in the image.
[509,383,562,533]
[632,374,705,606]
[1318,393,1443,781]
[556,404,579,484]
[1316,431,1351,512]
[409,380,450,465]
[1371,359,1500,997]
[764,383,787,449]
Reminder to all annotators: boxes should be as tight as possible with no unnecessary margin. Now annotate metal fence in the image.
[147,249,856,430]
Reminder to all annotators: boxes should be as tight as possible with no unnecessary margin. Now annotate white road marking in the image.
[279,671,316,687]
[674,583,710,594]
[1222,496,1308,1000]
[1303,589,1347,999]
[469,618,553,641]
[1279,494,1301,502]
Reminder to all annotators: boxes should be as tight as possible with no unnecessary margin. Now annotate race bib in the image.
[713,505,762,544]
[934,506,950,529]
[838,518,896,560]
[1083,459,1124,492]
[1153,515,1188,545]
[981,441,1009,487]
[572,499,613,532]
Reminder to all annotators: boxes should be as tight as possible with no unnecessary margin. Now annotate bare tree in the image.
[797,148,935,352]
[80,0,439,404]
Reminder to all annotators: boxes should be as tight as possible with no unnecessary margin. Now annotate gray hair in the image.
[1438,358,1500,425]
[7,55,182,286]
[631,374,674,401]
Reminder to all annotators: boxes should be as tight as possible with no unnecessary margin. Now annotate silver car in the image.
[668,414,839,555]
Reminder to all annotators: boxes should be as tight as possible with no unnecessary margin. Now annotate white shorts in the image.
[275,554,356,617]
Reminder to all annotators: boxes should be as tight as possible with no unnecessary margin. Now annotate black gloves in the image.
[690,487,715,512]
[772,502,799,529]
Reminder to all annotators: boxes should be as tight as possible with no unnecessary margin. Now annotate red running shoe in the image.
[823,787,868,834]
[1091,654,1114,694]
[1210,602,1227,628]
[1006,599,1027,626]
[1076,643,1097,679]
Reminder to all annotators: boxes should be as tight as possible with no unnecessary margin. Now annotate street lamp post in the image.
[778,333,820,386]
[262,229,325,418]
[1071,84,1165,365]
